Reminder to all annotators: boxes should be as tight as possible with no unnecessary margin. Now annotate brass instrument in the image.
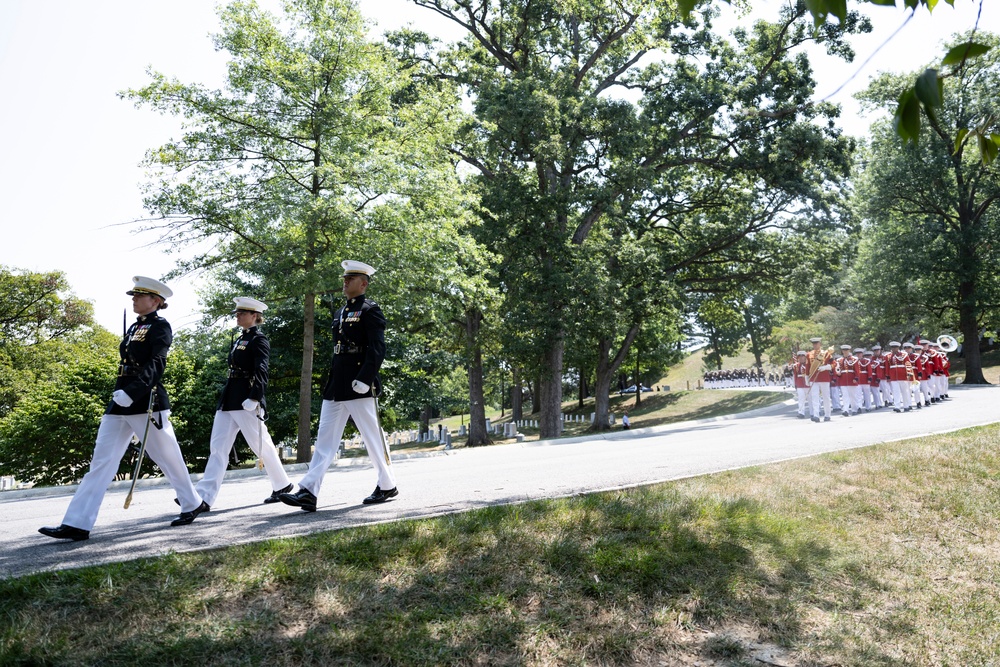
[806,346,835,385]
[937,334,959,352]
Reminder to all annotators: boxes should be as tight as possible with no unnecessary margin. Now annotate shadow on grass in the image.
[0,486,897,666]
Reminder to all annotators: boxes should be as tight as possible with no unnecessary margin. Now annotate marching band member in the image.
[856,348,873,412]
[806,337,833,423]
[793,351,809,418]
[886,341,913,413]
[835,344,859,417]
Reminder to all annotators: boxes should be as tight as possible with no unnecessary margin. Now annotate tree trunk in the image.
[538,339,564,438]
[578,370,586,410]
[511,366,523,422]
[419,404,431,437]
[592,323,641,431]
[634,348,641,406]
[744,307,763,367]
[466,309,490,445]
[958,280,988,384]
[530,376,541,414]
[296,291,316,462]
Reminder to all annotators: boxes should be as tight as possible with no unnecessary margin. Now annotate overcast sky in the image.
[0,0,993,334]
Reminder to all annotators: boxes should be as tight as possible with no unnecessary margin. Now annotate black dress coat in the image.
[322,294,386,402]
[108,312,172,415]
[218,327,269,412]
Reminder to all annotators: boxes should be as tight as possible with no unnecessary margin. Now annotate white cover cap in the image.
[126,276,172,299]
[232,297,268,313]
[342,260,376,278]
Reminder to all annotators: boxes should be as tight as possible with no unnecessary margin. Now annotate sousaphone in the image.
[937,334,959,352]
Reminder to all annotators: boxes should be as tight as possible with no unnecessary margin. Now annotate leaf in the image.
[979,133,998,165]
[913,68,941,108]
[804,0,827,26]
[675,0,700,18]
[953,128,969,153]
[893,88,921,144]
[942,41,992,66]
[824,0,848,22]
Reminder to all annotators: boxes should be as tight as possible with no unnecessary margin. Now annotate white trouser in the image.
[839,385,855,414]
[196,409,291,507]
[63,411,201,531]
[867,384,883,408]
[916,380,931,406]
[299,397,396,497]
[809,382,831,418]
[831,386,842,410]
[795,387,808,414]
[880,380,892,405]
[860,384,875,409]
[891,381,912,409]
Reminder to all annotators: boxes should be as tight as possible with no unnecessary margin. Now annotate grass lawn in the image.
[6,424,1000,665]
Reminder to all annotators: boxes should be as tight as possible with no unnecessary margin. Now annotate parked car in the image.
[618,384,653,395]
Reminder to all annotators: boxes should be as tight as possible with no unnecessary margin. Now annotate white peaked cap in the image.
[126,276,173,299]
[233,296,268,313]
[342,260,376,278]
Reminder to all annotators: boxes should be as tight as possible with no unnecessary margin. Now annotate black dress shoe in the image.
[362,486,398,505]
[39,524,90,541]
[810,416,820,423]
[171,500,210,526]
[279,488,317,512]
[264,483,294,504]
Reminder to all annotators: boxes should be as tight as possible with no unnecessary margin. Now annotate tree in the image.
[126,0,468,460]
[684,0,995,160]
[0,329,119,486]
[0,267,93,347]
[852,32,1000,383]
[409,0,863,437]
[0,267,95,418]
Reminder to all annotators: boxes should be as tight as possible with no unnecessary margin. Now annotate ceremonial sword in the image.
[123,390,157,509]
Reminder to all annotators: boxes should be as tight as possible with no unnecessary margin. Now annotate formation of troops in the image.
[791,337,952,422]
[703,368,786,389]
[39,260,397,542]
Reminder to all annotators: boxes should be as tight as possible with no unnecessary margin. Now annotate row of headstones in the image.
[516,413,616,427]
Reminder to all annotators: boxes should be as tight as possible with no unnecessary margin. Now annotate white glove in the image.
[112,390,133,408]
[242,398,259,412]
[818,364,832,371]
[352,380,370,394]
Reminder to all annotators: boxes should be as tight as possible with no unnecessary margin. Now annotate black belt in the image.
[333,344,362,355]
[118,365,139,377]
[228,369,252,378]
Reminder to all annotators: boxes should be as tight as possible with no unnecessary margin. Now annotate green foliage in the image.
[0,266,93,346]
[851,33,1000,369]
[0,329,118,486]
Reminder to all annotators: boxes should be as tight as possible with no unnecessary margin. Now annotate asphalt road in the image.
[3,386,998,580]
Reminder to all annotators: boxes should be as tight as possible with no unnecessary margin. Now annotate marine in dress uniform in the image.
[806,337,834,422]
[194,297,292,507]
[280,260,398,512]
[39,277,207,541]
